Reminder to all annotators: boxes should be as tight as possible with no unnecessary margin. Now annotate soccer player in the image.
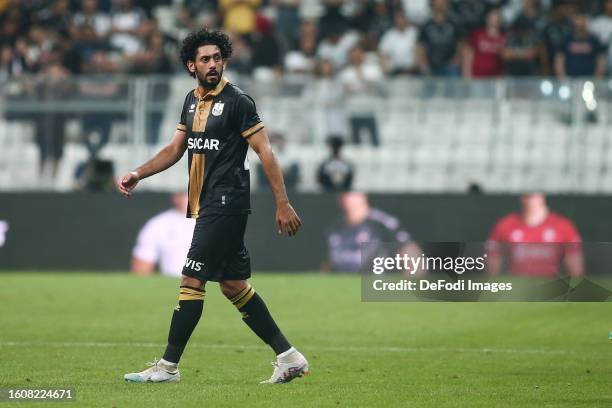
[486,193,583,278]
[118,29,308,384]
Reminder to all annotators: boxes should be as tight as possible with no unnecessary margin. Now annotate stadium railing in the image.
[1,75,611,193]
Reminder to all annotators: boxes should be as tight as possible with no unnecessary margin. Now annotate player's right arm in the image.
[118,129,187,197]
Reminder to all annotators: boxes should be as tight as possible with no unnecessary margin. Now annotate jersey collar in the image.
[195,77,228,100]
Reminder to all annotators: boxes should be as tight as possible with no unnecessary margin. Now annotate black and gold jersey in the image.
[177,78,264,218]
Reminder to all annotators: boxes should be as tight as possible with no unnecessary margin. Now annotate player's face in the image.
[521,193,546,211]
[189,45,225,89]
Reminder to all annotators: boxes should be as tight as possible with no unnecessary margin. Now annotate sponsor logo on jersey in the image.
[189,104,195,113]
[185,258,204,272]
[212,102,224,116]
[188,137,220,150]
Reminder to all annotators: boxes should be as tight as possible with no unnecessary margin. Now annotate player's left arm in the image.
[247,128,302,237]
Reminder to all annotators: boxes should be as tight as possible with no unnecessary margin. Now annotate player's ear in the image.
[187,60,195,74]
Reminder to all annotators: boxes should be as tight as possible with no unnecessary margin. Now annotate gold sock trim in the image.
[230,284,251,303]
[179,286,205,301]
[233,287,255,310]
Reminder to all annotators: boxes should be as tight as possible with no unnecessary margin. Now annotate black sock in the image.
[162,286,205,364]
[231,284,291,355]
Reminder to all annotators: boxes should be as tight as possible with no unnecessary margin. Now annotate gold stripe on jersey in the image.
[188,97,214,218]
[192,99,212,132]
[188,153,206,218]
[241,122,264,138]
[177,123,187,132]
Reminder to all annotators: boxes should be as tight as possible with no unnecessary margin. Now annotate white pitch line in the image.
[0,341,607,356]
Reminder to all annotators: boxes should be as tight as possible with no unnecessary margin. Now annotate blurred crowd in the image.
[2,0,612,82]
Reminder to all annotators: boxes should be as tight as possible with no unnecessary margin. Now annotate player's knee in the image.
[181,275,205,290]
[220,280,248,299]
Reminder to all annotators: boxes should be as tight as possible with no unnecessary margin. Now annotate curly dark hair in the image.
[180,29,233,78]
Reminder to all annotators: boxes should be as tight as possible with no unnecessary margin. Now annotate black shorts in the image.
[182,213,251,282]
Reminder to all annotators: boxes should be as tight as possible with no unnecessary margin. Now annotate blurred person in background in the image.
[589,0,612,74]
[555,10,607,78]
[323,191,421,273]
[250,15,283,80]
[283,27,317,79]
[542,0,574,74]
[401,0,430,26]
[131,193,195,277]
[379,10,418,76]
[417,0,462,77]
[33,59,74,181]
[486,192,584,278]
[452,0,488,36]
[271,0,300,49]
[463,8,506,79]
[316,26,359,70]
[109,0,148,57]
[502,16,547,76]
[73,152,116,191]
[338,45,383,146]
[220,0,261,36]
[72,0,111,40]
[302,59,347,143]
[317,135,354,192]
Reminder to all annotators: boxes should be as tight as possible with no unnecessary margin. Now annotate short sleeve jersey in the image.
[177,78,264,218]
[486,212,581,277]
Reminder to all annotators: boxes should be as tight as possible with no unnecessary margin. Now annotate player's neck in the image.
[523,208,549,227]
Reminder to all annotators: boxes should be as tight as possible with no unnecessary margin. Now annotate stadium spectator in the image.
[502,16,547,76]
[363,0,394,48]
[272,0,300,49]
[251,15,283,79]
[401,0,430,25]
[379,10,418,76]
[283,30,317,78]
[33,60,74,181]
[37,0,72,34]
[555,11,607,78]
[542,0,575,74]
[131,192,195,277]
[318,0,350,39]
[303,58,347,143]
[219,0,261,36]
[316,26,359,70]
[416,0,462,77]
[317,135,354,192]
[73,153,116,192]
[463,8,505,79]
[452,0,488,36]
[109,0,148,56]
[226,32,253,75]
[589,0,612,74]
[323,192,420,273]
[72,0,111,40]
[338,45,383,146]
[486,193,584,278]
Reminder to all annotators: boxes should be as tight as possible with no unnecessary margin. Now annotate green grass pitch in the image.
[0,272,610,407]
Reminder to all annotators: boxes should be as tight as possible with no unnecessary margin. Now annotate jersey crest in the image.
[212,102,224,116]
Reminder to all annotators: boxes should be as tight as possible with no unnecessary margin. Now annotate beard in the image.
[196,66,223,89]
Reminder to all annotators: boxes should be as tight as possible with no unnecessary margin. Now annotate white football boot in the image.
[260,348,309,384]
[124,358,180,383]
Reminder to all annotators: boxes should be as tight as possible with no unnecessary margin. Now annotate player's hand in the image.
[276,202,302,237]
[118,171,140,198]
